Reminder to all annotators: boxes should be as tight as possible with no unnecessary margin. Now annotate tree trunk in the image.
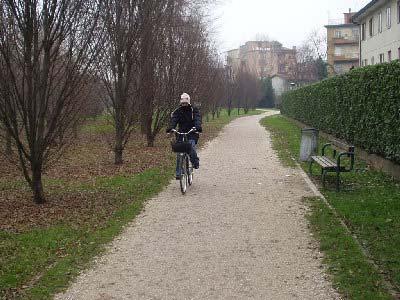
[114,145,123,165]
[5,131,12,156]
[143,107,155,147]
[147,135,155,147]
[31,164,45,204]
[244,101,249,114]
[237,107,240,115]
[114,116,124,165]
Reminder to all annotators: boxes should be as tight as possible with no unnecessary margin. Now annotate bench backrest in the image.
[328,142,355,171]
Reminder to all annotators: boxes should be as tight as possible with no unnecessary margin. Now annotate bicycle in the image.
[170,128,197,194]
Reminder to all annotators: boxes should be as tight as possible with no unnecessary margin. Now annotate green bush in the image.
[281,60,400,163]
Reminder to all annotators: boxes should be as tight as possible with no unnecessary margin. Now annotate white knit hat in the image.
[180,93,190,104]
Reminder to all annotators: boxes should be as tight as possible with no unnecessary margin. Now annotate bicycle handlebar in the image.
[170,127,198,135]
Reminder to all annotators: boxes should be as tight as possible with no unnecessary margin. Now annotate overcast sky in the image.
[211,0,371,54]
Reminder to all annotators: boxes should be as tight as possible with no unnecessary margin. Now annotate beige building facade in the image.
[325,11,360,76]
[352,0,400,66]
[226,41,297,79]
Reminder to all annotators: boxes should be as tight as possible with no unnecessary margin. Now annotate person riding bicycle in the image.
[166,93,202,179]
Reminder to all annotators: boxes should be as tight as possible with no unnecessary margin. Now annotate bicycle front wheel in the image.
[187,155,193,186]
[180,156,187,194]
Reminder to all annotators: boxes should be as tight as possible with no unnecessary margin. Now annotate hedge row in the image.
[281,60,400,164]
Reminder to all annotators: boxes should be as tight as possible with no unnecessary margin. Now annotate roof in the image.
[352,0,382,23]
[324,23,358,28]
[271,74,293,80]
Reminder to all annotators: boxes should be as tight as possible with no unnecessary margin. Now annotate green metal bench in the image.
[309,142,355,191]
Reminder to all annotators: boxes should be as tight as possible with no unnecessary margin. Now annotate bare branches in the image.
[292,29,328,84]
[0,0,233,204]
[97,0,141,164]
[0,0,104,203]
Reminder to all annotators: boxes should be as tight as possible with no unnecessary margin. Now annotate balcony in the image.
[333,37,359,45]
[334,54,359,62]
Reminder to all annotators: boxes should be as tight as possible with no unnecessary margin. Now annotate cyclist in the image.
[166,93,202,179]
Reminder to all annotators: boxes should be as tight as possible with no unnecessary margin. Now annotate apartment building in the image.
[225,41,297,79]
[352,0,400,66]
[325,10,360,75]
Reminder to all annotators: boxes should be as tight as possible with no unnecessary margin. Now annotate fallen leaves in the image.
[0,117,224,232]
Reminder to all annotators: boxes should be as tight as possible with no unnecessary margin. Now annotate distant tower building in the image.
[325,9,360,76]
[225,40,297,79]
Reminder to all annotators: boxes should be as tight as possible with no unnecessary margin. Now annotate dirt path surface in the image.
[56,112,340,300]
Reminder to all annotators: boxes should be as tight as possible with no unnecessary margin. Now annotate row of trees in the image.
[0,0,254,204]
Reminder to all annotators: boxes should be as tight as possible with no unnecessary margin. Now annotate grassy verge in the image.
[261,114,399,299]
[0,108,260,299]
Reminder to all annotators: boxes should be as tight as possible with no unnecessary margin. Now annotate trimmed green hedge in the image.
[281,60,400,164]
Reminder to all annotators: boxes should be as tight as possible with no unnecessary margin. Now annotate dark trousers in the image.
[176,139,199,176]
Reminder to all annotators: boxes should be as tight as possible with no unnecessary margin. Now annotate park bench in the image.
[309,142,355,191]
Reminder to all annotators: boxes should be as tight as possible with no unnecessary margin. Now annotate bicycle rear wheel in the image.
[179,156,187,194]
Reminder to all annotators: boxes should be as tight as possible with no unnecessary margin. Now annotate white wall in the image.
[271,76,289,97]
[359,0,400,65]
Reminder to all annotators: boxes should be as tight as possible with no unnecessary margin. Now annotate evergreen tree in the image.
[315,57,328,80]
[258,77,275,108]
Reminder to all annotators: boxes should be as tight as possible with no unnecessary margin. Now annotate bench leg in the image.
[336,171,340,191]
[322,170,326,188]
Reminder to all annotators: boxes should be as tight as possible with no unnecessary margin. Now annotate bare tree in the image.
[292,29,328,84]
[223,65,235,116]
[138,0,220,146]
[0,0,103,203]
[98,0,141,164]
[307,29,327,60]
[233,69,261,113]
[254,33,271,41]
[134,0,159,146]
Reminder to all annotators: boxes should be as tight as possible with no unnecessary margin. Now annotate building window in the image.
[387,7,392,28]
[364,59,368,66]
[371,56,375,65]
[398,1,400,23]
[388,50,392,62]
[334,46,343,56]
[369,17,374,36]
[380,53,385,63]
[334,30,342,38]
[378,12,382,33]
[361,23,366,40]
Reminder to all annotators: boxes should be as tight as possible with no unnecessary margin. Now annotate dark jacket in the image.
[167,105,202,142]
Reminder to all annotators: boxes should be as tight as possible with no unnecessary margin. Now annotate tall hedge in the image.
[281,60,400,164]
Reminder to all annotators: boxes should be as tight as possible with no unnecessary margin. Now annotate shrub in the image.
[281,60,400,164]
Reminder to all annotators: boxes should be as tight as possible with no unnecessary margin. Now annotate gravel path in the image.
[56,112,340,300]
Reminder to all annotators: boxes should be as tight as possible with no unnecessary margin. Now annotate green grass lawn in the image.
[0,108,261,299]
[261,114,400,300]
[0,167,173,299]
